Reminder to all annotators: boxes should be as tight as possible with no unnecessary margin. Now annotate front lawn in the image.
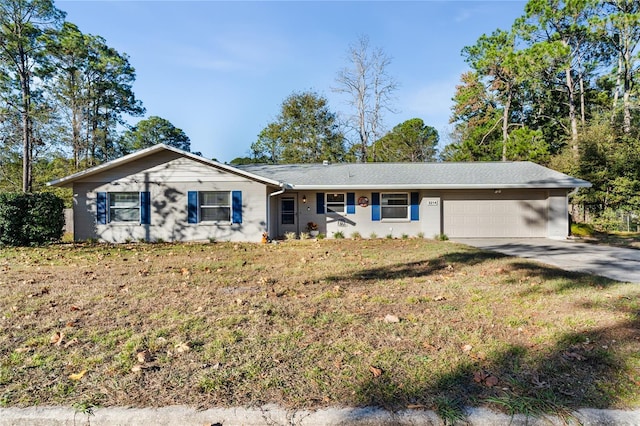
[0,239,638,422]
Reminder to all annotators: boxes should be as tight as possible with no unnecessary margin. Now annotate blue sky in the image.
[58,1,526,162]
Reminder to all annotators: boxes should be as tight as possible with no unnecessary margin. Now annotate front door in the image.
[279,196,298,237]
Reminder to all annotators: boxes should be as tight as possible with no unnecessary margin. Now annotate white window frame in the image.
[381,192,409,220]
[199,191,231,223]
[326,193,346,214]
[108,192,140,223]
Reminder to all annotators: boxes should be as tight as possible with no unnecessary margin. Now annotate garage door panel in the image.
[443,193,547,238]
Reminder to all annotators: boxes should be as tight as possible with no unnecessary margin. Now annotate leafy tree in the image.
[229,156,269,165]
[120,116,190,154]
[334,35,398,162]
[592,0,640,134]
[0,0,65,192]
[462,29,522,161]
[517,0,598,148]
[44,21,145,166]
[444,71,503,161]
[44,21,89,168]
[251,91,345,164]
[371,118,438,162]
[506,127,550,163]
[83,35,144,164]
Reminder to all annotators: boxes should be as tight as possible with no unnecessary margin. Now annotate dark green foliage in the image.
[120,116,190,154]
[370,118,439,162]
[251,91,346,164]
[0,192,64,246]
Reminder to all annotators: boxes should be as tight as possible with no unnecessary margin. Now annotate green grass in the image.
[571,222,596,237]
[0,239,638,419]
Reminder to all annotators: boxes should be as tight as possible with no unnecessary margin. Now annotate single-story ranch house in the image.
[48,144,591,243]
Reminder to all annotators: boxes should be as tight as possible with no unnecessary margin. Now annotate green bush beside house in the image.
[0,192,65,246]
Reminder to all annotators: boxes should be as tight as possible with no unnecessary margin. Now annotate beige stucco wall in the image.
[547,189,570,239]
[272,190,428,239]
[271,188,570,240]
[72,150,272,243]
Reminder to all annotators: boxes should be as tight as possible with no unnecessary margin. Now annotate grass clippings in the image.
[0,239,638,420]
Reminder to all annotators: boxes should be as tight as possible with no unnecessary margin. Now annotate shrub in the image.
[350,231,362,239]
[333,231,345,239]
[369,232,378,239]
[571,222,595,237]
[284,232,297,241]
[0,192,64,246]
[435,233,449,241]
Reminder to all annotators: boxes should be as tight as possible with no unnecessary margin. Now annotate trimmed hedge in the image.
[0,192,65,246]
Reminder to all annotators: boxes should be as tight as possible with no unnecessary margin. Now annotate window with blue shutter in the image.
[96,192,107,224]
[410,192,419,221]
[316,192,325,214]
[232,191,242,223]
[140,192,151,224]
[187,191,198,223]
[371,192,380,221]
[346,192,355,214]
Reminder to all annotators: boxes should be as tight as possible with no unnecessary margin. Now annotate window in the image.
[188,190,242,224]
[200,191,231,222]
[281,198,295,224]
[381,193,408,219]
[326,193,345,214]
[109,192,140,222]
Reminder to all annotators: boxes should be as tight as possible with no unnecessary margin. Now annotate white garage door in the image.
[443,191,548,238]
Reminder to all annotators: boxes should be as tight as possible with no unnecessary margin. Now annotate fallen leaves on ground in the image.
[68,370,87,381]
[369,366,383,378]
[473,370,499,387]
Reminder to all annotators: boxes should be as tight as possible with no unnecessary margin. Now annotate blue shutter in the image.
[410,192,419,221]
[371,192,380,221]
[96,192,107,224]
[316,192,325,214]
[346,192,355,214]
[140,192,151,224]
[232,191,242,223]
[187,191,198,224]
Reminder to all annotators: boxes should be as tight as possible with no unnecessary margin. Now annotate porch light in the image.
[302,195,307,203]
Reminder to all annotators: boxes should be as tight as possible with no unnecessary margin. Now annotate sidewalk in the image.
[1,405,640,425]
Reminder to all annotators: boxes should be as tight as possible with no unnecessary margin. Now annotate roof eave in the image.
[289,182,592,190]
[47,144,282,188]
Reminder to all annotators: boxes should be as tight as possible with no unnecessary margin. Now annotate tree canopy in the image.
[120,116,191,154]
[0,0,188,195]
[371,118,438,162]
[444,0,640,226]
[251,91,345,164]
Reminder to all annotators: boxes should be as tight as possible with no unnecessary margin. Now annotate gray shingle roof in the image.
[238,161,591,190]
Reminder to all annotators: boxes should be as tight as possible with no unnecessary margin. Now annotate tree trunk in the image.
[502,88,512,162]
[622,48,632,134]
[358,88,367,162]
[19,48,32,193]
[565,66,578,151]
[579,74,586,125]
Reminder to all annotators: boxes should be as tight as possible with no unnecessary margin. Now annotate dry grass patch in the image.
[0,239,638,420]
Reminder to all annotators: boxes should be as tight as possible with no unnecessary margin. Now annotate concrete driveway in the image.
[454,238,640,283]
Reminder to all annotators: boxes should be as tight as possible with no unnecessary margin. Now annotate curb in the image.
[1,405,640,425]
